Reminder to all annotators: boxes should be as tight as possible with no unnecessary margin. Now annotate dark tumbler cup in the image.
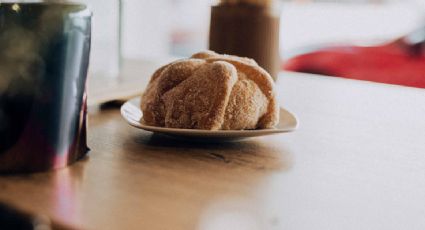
[0,3,91,173]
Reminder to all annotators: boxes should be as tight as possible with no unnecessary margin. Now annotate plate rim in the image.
[120,97,298,137]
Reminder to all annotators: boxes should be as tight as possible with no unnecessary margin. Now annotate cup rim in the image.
[1,2,92,17]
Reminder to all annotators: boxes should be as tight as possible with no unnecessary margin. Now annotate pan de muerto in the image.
[141,51,279,130]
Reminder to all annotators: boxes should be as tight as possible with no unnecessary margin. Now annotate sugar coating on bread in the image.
[141,51,279,130]
[163,62,237,130]
[221,74,268,130]
[141,59,205,126]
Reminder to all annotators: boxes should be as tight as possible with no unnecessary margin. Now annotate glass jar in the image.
[0,0,92,172]
[209,0,280,80]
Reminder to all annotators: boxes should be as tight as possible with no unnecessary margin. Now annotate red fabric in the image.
[283,42,425,88]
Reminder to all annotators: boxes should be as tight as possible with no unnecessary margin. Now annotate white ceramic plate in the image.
[121,97,298,141]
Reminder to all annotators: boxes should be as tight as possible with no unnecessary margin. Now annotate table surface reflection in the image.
[0,71,425,230]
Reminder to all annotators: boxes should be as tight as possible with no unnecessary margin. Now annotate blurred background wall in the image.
[85,0,425,75]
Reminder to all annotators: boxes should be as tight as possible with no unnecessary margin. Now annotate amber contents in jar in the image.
[209,1,280,80]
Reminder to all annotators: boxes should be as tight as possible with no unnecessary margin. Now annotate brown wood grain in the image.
[0,72,425,230]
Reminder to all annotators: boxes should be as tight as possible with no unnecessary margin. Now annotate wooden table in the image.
[0,71,425,230]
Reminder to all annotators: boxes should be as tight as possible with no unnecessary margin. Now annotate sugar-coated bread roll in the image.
[141,51,279,130]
